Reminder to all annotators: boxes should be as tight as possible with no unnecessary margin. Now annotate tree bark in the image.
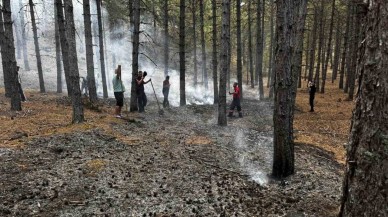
[54,4,63,93]
[339,2,387,216]
[255,0,264,99]
[130,0,140,111]
[199,0,208,89]
[192,0,198,86]
[55,0,72,96]
[321,0,336,93]
[344,3,355,94]
[19,0,30,71]
[163,0,169,77]
[268,0,275,97]
[0,6,11,97]
[339,0,351,90]
[236,0,242,100]
[1,0,21,110]
[248,0,254,88]
[347,3,360,101]
[96,0,108,98]
[83,0,98,103]
[314,2,324,91]
[179,0,186,106]
[308,7,318,83]
[29,0,45,93]
[272,0,305,178]
[63,0,84,123]
[212,0,218,103]
[218,0,229,126]
[332,16,342,83]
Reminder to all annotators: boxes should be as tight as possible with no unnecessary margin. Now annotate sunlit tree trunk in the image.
[96,0,108,98]
[212,0,218,103]
[29,0,45,93]
[218,0,229,126]
[2,0,21,110]
[179,0,186,106]
[339,2,387,216]
[19,0,30,71]
[83,0,97,102]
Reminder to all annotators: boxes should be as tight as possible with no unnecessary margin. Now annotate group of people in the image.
[112,65,171,118]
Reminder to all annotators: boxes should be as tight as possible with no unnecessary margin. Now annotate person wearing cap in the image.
[162,75,170,108]
[136,71,151,113]
[112,65,125,118]
[228,82,242,117]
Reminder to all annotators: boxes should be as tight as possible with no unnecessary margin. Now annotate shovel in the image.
[150,80,164,115]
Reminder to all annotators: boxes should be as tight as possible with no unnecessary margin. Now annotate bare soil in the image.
[0,80,351,216]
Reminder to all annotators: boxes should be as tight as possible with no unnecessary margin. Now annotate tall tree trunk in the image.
[54,4,62,93]
[272,0,304,178]
[13,13,21,60]
[314,3,324,90]
[248,0,254,88]
[321,0,336,93]
[130,0,140,111]
[163,0,169,77]
[179,0,186,106]
[212,0,218,103]
[236,0,242,100]
[255,0,264,99]
[0,7,11,97]
[96,0,108,98]
[339,2,387,216]
[332,17,342,83]
[19,0,30,71]
[83,0,97,103]
[303,23,311,83]
[226,1,231,90]
[292,0,307,93]
[63,0,84,123]
[199,0,208,89]
[55,0,72,96]
[339,0,351,89]
[218,0,229,126]
[192,0,198,86]
[308,7,318,82]
[347,4,360,101]
[29,0,45,93]
[2,0,22,110]
[344,3,355,94]
[267,0,274,89]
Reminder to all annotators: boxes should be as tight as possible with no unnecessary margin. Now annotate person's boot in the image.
[239,112,243,118]
[228,112,234,117]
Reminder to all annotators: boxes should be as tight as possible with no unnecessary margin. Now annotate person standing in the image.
[136,71,151,113]
[112,65,125,118]
[228,82,242,118]
[162,75,171,108]
[308,81,316,112]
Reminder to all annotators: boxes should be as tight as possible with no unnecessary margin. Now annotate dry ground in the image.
[0,78,353,216]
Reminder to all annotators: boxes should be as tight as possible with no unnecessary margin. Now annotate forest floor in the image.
[0,79,354,216]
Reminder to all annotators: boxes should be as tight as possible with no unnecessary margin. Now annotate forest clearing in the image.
[1,0,387,216]
[1,79,351,216]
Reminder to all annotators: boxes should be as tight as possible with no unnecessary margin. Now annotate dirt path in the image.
[0,90,344,216]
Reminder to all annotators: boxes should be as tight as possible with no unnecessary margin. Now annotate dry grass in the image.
[294,77,354,164]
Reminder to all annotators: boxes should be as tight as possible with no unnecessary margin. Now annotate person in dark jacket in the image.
[308,81,316,112]
[136,71,151,113]
[162,75,170,108]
